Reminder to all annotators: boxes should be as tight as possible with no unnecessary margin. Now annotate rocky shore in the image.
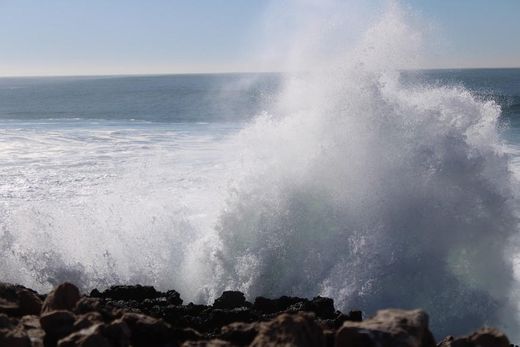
[0,282,515,347]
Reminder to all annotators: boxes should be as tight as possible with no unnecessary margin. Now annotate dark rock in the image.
[250,312,325,347]
[0,283,42,316]
[0,325,31,347]
[0,313,15,329]
[74,297,118,321]
[335,309,436,347]
[182,340,232,347]
[166,290,183,306]
[20,315,45,347]
[172,327,203,343]
[42,283,81,313]
[310,297,335,319]
[96,285,159,302]
[219,322,259,345]
[57,323,111,347]
[213,291,247,310]
[121,312,173,347]
[205,308,257,331]
[40,310,76,340]
[437,327,510,347]
[72,312,104,332]
[103,319,131,347]
[253,296,307,314]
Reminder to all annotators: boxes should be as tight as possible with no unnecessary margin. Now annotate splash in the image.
[204,1,520,338]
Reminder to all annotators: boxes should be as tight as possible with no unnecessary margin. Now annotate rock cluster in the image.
[0,281,513,346]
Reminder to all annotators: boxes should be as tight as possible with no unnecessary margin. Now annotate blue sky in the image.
[0,0,518,76]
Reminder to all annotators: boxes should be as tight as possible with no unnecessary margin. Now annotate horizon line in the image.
[1,66,519,79]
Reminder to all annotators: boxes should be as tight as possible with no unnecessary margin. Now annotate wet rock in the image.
[42,283,81,313]
[213,291,247,310]
[121,312,172,346]
[0,283,42,316]
[205,308,258,331]
[309,297,335,319]
[250,312,325,347]
[72,312,104,332]
[182,340,232,347]
[335,309,435,347]
[20,315,45,347]
[73,297,118,321]
[102,319,131,347]
[437,327,510,347]
[94,285,159,302]
[0,313,15,329]
[40,310,76,341]
[219,322,259,345]
[57,323,111,347]
[253,296,307,314]
[0,325,31,347]
[165,290,183,306]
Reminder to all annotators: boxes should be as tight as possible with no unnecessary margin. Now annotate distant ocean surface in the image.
[1,69,520,337]
[0,70,518,203]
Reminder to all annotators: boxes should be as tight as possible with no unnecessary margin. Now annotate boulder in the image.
[72,312,104,332]
[92,285,159,302]
[121,312,172,346]
[0,325,31,347]
[250,313,325,347]
[253,296,307,314]
[335,309,435,347]
[20,315,45,347]
[103,319,131,347]
[0,283,42,316]
[213,291,247,310]
[40,310,76,341]
[437,327,510,347]
[182,340,231,347]
[219,322,259,345]
[42,283,81,313]
[57,323,111,347]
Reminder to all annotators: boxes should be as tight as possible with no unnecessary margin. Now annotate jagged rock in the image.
[182,340,232,347]
[0,325,31,347]
[437,327,510,347]
[219,322,259,345]
[73,297,119,321]
[42,283,81,313]
[20,315,45,347]
[172,327,203,343]
[57,323,111,347]
[335,309,435,347]
[102,319,132,347]
[72,312,104,332]
[309,297,335,319]
[0,313,15,329]
[165,290,183,306]
[253,296,308,314]
[40,310,76,341]
[250,313,325,347]
[205,308,258,331]
[121,312,172,346]
[213,291,247,310]
[0,283,42,316]
[93,285,159,302]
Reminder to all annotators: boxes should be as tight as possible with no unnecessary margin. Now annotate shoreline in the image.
[0,282,513,346]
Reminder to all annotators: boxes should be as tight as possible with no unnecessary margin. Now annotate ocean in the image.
[1,69,519,338]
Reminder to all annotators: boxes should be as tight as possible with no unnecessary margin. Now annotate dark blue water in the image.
[0,73,281,123]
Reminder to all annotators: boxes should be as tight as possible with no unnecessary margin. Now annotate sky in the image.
[0,0,518,76]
